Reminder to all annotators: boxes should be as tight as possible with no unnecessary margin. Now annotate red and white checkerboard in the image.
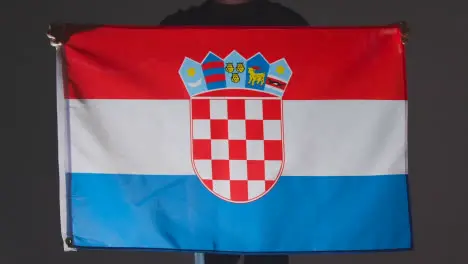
[190,97,284,203]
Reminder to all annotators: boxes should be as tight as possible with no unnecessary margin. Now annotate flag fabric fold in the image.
[56,25,411,253]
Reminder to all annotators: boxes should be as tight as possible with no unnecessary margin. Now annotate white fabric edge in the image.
[56,46,76,252]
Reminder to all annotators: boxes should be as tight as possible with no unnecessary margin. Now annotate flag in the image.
[55,25,411,253]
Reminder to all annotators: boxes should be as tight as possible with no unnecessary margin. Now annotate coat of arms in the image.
[179,51,292,203]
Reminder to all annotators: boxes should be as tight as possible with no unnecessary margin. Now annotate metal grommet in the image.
[65,237,74,247]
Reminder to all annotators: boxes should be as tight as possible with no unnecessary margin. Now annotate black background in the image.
[11,0,468,263]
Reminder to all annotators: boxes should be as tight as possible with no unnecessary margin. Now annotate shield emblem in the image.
[190,96,285,203]
[180,51,292,203]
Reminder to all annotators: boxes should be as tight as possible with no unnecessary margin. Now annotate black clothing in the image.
[160,0,308,26]
[160,1,308,263]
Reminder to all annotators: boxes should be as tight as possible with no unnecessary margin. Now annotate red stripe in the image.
[266,77,287,90]
[205,74,225,83]
[202,61,224,70]
[64,26,406,100]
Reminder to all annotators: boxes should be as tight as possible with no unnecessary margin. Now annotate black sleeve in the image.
[159,15,177,26]
[159,11,187,26]
[282,10,309,26]
[271,2,310,26]
[291,13,309,26]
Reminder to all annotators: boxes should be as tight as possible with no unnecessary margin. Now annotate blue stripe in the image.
[206,81,226,90]
[203,67,225,76]
[70,173,411,253]
[264,87,284,96]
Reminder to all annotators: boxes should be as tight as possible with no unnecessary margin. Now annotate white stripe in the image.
[56,47,75,251]
[282,100,407,176]
[265,84,284,93]
[69,99,407,176]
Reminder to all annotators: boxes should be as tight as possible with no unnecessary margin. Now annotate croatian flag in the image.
[55,25,411,253]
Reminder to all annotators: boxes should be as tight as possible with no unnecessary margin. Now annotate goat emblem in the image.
[248,66,266,86]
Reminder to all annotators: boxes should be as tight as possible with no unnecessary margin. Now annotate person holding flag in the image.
[160,1,309,263]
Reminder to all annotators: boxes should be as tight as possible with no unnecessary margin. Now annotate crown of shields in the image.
[179,51,293,203]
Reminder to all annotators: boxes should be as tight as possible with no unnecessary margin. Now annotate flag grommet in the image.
[65,237,74,247]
